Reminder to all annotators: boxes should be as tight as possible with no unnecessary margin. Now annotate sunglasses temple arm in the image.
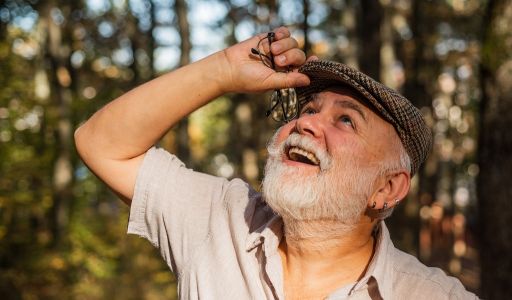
[280,98,287,119]
[267,33,276,70]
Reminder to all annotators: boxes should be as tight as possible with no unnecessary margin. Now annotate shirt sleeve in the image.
[127,147,228,275]
[448,281,480,300]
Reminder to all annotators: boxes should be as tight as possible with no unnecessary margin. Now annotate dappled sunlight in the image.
[2,0,511,298]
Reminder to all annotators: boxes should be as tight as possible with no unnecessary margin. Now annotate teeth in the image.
[288,147,320,166]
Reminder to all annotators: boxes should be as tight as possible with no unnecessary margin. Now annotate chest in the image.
[176,236,283,300]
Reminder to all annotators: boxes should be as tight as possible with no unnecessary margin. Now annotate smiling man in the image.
[75,27,478,299]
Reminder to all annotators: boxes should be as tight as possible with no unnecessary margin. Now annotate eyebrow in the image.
[333,99,368,122]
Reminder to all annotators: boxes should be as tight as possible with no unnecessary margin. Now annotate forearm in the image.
[74,27,309,201]
[75,51,226,161]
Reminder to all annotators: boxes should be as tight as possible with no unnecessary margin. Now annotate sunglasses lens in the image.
[255,33,298,123]
[269,88,298,122]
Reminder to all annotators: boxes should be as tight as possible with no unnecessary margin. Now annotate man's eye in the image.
[340,116,354,127]
[301,108,316,115]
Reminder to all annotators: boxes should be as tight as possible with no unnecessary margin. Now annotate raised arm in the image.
[74,27,309,204]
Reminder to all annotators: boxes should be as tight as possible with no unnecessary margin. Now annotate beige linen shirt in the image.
[128,147,478,300]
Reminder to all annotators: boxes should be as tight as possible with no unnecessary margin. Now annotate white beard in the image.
[262,131,380,236]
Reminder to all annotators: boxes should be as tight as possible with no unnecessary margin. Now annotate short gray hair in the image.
[379,133,412,176]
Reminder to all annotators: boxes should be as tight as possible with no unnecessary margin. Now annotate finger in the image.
[270,37,299,55]
[274,49,306,67]
[273,26,291,40]
[254,30,271,41]
[254,26,289,44]
[252,28,292,58]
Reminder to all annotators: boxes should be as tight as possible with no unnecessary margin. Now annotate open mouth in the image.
[287,146,320,166]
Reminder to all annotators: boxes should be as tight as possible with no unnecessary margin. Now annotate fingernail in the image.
[298,77,310,86]
[277,55,286,64]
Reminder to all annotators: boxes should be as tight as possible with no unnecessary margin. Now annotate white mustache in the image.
[268,132,333,171]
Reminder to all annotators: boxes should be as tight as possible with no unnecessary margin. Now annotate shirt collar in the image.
[371,221,395,299]
[246,214,395,300]
[245,212,283,252]
[349,221,394,300]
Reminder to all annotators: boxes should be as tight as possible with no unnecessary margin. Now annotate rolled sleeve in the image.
[127,147,227,275]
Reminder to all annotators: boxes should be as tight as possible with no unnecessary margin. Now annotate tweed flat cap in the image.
[296,60,432,176]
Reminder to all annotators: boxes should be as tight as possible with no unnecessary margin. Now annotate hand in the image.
[217,27,312,94]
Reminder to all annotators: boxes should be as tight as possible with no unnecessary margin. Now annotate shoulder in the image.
[390,248,478,299]
[223,178,273,227]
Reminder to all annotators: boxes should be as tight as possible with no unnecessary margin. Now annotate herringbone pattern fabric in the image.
[296,60,432,175]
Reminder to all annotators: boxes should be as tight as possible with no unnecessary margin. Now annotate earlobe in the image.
[367,184,389,210]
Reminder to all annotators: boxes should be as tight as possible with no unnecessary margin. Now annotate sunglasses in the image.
[251,32,299,123]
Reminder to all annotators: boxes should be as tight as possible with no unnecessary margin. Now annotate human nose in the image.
[295,113,325,139]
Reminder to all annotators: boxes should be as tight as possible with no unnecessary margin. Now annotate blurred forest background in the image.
[1,0,511,299]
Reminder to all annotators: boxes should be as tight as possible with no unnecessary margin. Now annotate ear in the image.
[367,170,411,210]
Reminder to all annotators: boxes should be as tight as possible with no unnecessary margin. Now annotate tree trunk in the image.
[126,9,141,85]
[41,1,75,246]
[357,0,382,80]
[0,1,6,41]
[379,4,395,89]
[340,0,358,68]
[174,0,192,166]
[302,0,310,54]
[401,0,431,108]
[478,0,512,298]
[393,0,441,260]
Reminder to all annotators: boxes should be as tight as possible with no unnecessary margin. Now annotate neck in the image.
[279,217,377,299]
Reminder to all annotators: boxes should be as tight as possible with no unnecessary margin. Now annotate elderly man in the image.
[75,27,477,299]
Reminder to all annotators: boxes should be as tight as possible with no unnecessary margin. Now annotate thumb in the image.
[267,72,310,90]
[306,55,319,62]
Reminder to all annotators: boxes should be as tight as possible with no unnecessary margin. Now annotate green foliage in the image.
[0,0,494,297]
[189,96,233,172]
[481,0,512,72]
[0,2,178,298]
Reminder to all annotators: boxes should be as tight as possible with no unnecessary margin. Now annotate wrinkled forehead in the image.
[305,85,403,148]
[305,84,385,121]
